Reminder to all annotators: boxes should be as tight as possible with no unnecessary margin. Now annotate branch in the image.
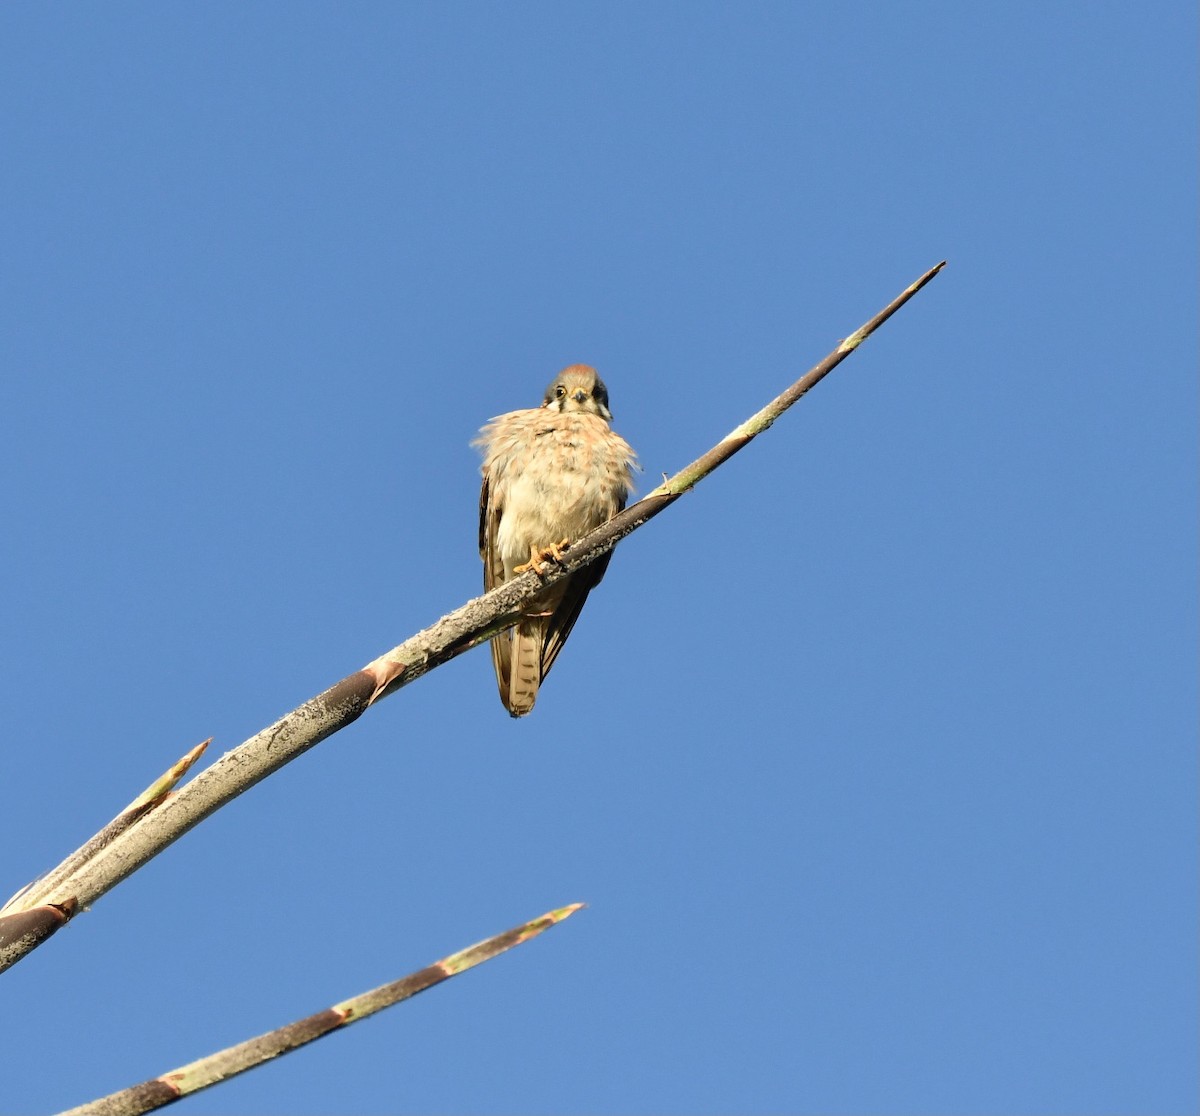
[55,903,583,1116]
[0,741,209,970]
[2,742,208,917]
[1,261,945,974]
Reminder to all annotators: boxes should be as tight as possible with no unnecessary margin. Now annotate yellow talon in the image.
[514,538,572,575]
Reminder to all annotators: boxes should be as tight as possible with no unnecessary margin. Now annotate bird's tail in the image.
[501,618,545,718]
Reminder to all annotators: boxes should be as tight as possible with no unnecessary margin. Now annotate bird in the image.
[475,365,638,717]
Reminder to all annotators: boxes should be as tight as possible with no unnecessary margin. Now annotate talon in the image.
[513,543,542,575]
[513,538,572,575]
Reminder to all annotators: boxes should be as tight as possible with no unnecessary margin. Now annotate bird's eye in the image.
[555,386,566,398]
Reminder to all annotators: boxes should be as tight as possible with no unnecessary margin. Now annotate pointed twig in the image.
[3,740,208,915]
[55,903,583,1116]
[2,262,944,974]
[0,741,209,968]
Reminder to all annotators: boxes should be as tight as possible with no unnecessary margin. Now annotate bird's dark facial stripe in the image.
[539,367,613,420]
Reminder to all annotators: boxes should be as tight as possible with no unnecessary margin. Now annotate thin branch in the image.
[0,741,209,970]
[55,903,583,1116]
[2,261,945,974]
[1,741,208,916]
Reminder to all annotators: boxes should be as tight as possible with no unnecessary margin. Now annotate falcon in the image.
[476,365,638,717]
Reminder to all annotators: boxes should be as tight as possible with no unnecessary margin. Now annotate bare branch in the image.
[2,262,944,974]
[55,904,583,1116]
[0,741,209,968]
[2,741,208,917]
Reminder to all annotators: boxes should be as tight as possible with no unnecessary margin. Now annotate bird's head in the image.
[541,365,613,421]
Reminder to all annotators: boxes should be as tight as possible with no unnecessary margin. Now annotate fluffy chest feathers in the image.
[477,409,636,576]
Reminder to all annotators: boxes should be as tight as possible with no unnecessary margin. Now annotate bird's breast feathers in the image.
[477,409,637,572]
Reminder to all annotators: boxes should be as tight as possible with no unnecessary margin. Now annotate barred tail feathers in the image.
[503,619,545,718]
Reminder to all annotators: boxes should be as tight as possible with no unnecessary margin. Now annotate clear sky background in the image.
[2,4,1195,1114]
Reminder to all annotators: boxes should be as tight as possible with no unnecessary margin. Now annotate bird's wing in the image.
[537,492,626,680]
[479,473,512,696]
[537,555,613,681]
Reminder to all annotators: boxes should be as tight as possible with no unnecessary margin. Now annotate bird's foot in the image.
[514,538,572,575]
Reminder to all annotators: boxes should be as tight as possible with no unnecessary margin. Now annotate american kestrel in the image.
[476,365,638,717]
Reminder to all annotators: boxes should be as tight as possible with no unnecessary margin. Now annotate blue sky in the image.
[1,4,1195,1114]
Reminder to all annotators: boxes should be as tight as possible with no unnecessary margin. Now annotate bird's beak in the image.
[572,390,587,404]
